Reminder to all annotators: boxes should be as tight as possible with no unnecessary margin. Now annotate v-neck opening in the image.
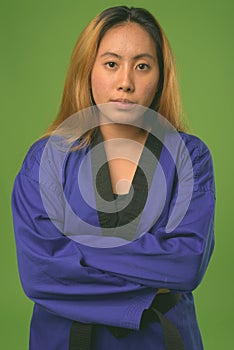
[90,128,163,240]
[92,128,150,198]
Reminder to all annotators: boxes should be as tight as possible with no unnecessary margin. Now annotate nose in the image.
[117,67,135,92]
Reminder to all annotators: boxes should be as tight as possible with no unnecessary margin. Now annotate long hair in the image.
[42,6,187,144]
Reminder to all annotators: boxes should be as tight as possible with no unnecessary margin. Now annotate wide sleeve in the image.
[11,142,157,330]
[80,135,216,292]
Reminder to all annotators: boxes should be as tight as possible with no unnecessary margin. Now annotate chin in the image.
[97,102,148,128]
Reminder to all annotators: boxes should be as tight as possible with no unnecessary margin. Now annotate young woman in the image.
[12,6,215,350]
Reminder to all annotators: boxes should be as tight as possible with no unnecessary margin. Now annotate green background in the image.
[1,0,233,349]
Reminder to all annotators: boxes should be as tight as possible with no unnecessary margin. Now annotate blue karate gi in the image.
[11,126,215,350]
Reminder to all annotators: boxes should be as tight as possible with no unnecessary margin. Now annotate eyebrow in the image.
[100,52,156,61]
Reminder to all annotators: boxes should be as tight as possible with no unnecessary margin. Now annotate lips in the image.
[110,99,136,110]
[111,99,135,104]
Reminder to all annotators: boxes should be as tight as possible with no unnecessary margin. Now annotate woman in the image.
[12,6,215,350]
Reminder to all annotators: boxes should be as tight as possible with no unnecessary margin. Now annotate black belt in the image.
[69,293,185,350]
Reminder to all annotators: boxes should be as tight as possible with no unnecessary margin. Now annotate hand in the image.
[157,288,170,294]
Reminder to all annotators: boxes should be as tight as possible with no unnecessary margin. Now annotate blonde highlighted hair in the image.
[43,6,187,144]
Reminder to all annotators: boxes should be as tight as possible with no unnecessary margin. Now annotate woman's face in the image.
[91,22,159,112]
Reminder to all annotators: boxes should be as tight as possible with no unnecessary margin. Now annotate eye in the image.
[137,63,150,70]
[105,62,117,69]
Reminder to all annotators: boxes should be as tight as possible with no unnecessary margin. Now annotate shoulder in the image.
[19,137,49,180]
[179,132,215,193]
[19,136,89,183]
[179,132,212,159]
[163,129,214,168]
